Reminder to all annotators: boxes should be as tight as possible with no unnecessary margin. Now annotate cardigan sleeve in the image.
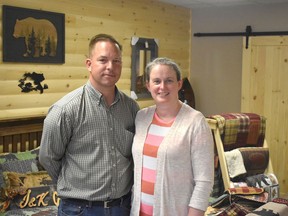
[189,115,214,211]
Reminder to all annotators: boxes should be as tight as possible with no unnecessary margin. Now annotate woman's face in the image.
[146,64,182,105]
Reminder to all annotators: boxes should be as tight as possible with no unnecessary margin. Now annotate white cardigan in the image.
[131,103,214,216]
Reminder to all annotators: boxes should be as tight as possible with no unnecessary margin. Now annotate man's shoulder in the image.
[54,85,84,107]
[118,90,133,100]
[118,90,139,107]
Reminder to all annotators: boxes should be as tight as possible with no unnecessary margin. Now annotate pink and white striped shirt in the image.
[140,113,174,216]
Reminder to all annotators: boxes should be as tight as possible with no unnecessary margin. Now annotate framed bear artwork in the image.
[2,5,65,63]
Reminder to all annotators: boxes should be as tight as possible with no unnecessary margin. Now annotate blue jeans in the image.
[58,195,131,216]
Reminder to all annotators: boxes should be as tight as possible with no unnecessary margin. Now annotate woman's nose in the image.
[159,81,165,88]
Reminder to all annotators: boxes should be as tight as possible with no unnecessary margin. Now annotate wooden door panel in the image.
[242,36,288,196]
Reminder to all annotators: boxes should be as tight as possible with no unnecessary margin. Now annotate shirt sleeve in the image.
[39,105,71,183]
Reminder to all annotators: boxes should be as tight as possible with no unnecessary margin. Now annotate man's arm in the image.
[39,105,70,182]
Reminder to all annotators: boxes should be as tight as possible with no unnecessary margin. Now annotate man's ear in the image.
[86,59,92,70]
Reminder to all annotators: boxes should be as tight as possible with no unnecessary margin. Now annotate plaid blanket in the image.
[217,202,251,216]
[208,113,266,151]
[227,187,264,195]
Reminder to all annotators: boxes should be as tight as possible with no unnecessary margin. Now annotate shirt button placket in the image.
[107,110,117,197]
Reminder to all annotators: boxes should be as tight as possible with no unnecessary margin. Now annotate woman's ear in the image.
[146,81,151,92]
[178,79,183,91]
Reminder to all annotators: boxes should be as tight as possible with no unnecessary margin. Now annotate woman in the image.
[131,57,214,216]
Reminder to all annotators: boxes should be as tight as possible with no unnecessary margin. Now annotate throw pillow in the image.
[1,171,57,212]
[9,185,59,210]
[3,171,53,196]
[0,171,59,212]
[0,148,40,188]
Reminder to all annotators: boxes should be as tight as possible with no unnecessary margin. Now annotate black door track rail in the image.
[194,25,288,48]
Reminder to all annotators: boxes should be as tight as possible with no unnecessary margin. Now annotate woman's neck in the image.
[155,101,182,122]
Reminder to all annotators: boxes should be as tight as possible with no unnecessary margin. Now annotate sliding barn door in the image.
[242,36,288,196]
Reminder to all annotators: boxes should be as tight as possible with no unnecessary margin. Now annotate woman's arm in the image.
[188,207,205,216]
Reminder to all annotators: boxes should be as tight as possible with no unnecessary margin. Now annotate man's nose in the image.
[106,60,114,69]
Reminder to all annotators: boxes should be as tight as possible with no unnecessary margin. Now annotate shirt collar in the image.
[86,80,120,106]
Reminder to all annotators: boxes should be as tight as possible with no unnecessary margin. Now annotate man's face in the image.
[86,41,122,91]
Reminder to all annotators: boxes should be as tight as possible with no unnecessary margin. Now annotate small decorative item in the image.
[2,5,65,63]
[131,36,158,99]
[18,72,48,94]
[178,78,196,108]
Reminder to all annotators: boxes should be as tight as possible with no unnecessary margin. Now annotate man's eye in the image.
[113,59,122,64]
[98,59,107,63]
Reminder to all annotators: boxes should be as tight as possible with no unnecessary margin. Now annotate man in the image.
[39,34,139,216]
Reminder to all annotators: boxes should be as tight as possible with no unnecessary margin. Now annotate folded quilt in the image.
[208,113,266,151]
[246,202,288,216]
[210,187,265,208]
[224,149,246,178]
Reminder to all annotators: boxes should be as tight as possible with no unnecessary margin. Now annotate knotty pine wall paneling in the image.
[0,0,191,120]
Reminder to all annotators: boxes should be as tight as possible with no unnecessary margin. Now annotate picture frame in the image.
[131,36,158,99]
[2,5,65,63]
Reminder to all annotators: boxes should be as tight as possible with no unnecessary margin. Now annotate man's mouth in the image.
[103,74,115,77]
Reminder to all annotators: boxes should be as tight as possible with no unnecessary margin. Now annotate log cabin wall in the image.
[0,0,191,121]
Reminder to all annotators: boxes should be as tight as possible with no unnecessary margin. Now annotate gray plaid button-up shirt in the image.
[39,80,139,201]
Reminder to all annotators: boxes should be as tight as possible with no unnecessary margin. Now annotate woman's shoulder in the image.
[181,103,204,117]
[136,105,156,118]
